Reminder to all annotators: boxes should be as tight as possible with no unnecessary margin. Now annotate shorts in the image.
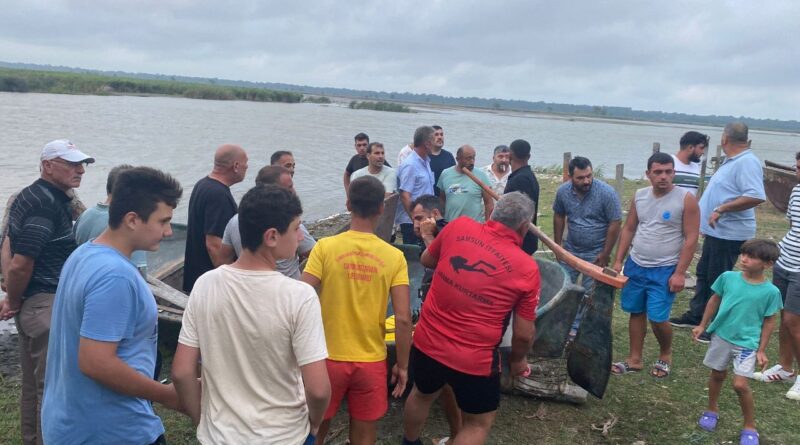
[773,263,800,315]
[620,257,677,322]
[703,334,757,377]
[324,359,388,421]
[409,345,500,415]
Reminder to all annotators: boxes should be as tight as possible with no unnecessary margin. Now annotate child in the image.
[692,239,782,445]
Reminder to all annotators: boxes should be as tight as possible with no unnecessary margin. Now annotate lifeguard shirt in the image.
[413,217,540,376]
[304,230,409,362]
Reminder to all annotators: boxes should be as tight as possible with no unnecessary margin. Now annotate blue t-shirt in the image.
[552,179,622,254]
[73,203,148,268]
[707,271,782,350]
[395,151,435,225]
[699,150,765,241]
[42,242,163,445]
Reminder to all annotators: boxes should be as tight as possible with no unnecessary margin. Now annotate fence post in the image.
[698,159,708,198]
[714,144,723,172]
[562,152,571,183]
[615,164,625,198]
[652,142,661,153]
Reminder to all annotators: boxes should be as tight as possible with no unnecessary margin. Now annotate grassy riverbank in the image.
[0,68,303,103]
[1,174,797,444]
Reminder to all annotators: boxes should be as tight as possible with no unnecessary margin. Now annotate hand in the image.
[593,253,611,268]
[510,358,530,377]
[668,272,686,293]
[157,383,185,412]
[420,217,437,240]
[691,326,704,342]
[708,211,721,229]
[612,260,623,273]
[0,298,21,321]
[390,364,408,398]
[756,351,769,371]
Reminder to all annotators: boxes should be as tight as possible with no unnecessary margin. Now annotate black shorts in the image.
[409,345,500,414]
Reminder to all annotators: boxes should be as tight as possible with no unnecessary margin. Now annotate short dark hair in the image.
[108,167,183,229]
[568,156,592,176]
[255,165,291,186]
[413,126,435,147]
[647,152,675,170]
[411,194,443,214]
[679,131,709,149]
[239,185,302,252]
[270,150,293,165]
[366,142,384,154]
[509,139,531,160]
[106,164,133,195]
[740,239,780,263]
[354,132,369,142]
[493,145,510,155]
[432,125,443,131]
[348,176,385,218]
[796,151,800,161]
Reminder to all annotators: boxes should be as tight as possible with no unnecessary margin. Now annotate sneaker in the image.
[670,314,698,328]
[696,331,711,344]
[753,364,796,383]
[787,379,800,400]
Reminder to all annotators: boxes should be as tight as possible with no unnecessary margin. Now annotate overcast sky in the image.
[1,0,798,121]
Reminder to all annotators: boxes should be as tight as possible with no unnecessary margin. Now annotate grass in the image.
[2,176,798,444]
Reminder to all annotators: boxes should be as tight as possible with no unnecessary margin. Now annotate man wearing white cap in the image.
[0,139,93,445]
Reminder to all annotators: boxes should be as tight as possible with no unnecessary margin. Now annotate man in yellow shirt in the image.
[303,176,412,445]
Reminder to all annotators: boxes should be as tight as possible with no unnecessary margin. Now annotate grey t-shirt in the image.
[630,186,689,267]
[222,215,316,279]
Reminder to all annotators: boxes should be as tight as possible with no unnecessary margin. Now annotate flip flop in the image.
[740,429,759,445]
[650,359,671,379]
[611,361,642,375]
[697,410,718,432]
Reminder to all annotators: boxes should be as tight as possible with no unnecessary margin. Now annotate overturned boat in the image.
[763,160,797,214]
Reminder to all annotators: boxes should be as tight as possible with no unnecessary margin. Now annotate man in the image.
[504,139,540,254]
[611,152,699,378]
[552,156,622,290]
[173,185,330,444]
[672,131,709,195]
[429,125,456,196]
[183,144,248,293]
[221,166,316,279]
[344,133,392,192]
[271,150,296,176]
[41,167,183,444]
[302,176,412,445]
[670,122,766,341]
[401,192,540,445]
[397,142,414,166]
[352,142,397,195]
[481,145,512,198]
[437,145,494,222]
[0,139,93,445]
[396,126,436,245]
[73,164,147,275]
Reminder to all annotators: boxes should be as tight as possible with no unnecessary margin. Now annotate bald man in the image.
[436,145,494,222]
[183,144,248,293]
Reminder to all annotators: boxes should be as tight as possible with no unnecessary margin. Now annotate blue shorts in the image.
[620,257,677,322]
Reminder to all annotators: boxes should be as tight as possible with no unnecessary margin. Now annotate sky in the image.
[1,0,799,121]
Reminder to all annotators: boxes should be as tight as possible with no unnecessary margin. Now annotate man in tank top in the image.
[611,152,700,378]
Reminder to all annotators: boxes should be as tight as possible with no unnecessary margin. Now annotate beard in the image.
[497,163,508,172]
[689,154,702,163]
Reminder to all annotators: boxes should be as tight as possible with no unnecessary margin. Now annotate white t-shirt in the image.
[179,265,328,444]
[480,164,511,199]
[671,154,701,195]
[351,165,397,193]
[397,144,413,166]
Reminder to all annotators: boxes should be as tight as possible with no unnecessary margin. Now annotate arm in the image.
[343,170,351,193]
[79,338,181,410]
[205,235,230,267]
[171,343,202,425]
[420,249,438,269]
[300,360,331,435]
[669,194,700,292]
[553,213,566,246]
[0,253,34,319]
[708,196,765,228]
[301,272,321,293]
[438,191,447,215]
[218,243,236,265]
[389,284,412,397]
[612,202,638,272]
[596,220,621,267]
[482,189,494,220]
[0,236,10,292]
[756,314,778,370]
[400,191,414,219]
[509,314,535,376]
[692,294,722,340]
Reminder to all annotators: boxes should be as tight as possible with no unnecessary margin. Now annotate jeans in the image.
[685,235,744,324]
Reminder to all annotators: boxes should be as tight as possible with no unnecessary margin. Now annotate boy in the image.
[692,239,782,445]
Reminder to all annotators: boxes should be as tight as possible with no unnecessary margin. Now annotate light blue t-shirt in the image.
[395,150,435,225]
[437,166,491,222]
[699,150,766,241]
[707,271,782,350]
[74,203,148,268]
[42,242,163,445]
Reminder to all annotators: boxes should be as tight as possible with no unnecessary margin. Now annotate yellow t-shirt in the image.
[304,230,409,362]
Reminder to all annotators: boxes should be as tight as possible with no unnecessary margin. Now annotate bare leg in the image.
[707,369,726,413]
[453,411,497,445]
[314,419,332,445]
[778,311,795,370]
[784,313,800,375]
[440,385,462,441]
[402,386,442,442]
[349,418,378,445]
[650,320,673,364]
[732,375,756,430]
[626,313,647,368]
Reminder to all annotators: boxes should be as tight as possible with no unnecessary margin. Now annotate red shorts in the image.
[324,359,388,421]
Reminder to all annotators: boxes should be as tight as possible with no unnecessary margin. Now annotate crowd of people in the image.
[0,120,797,445]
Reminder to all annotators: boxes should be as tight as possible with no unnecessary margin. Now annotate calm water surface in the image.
[1,92,798,222]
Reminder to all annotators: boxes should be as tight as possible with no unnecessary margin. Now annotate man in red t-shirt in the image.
[401,192,540,445]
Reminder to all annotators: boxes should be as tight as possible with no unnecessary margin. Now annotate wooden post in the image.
[615,164,624,198]
[653,142,661,153]
[698,158,708,198]
[562,152,571,183]
[714,144,723,172]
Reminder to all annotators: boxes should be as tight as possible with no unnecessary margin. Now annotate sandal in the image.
[611,361,642,375]
[740,429,759,445]
[650,359,671,379]
[697,410,718,432]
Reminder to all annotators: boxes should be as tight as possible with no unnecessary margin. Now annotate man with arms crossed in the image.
[41,167,183,445]
[173,185,330,444]
[352,142,398,195]
[396,126,436,245]
[303,176,412,445]
[401,192,540,445]
[437,145,494,222]
[611,152,699,378]
[671,131,709,195]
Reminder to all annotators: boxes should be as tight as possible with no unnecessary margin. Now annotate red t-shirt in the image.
[412,217,540,376]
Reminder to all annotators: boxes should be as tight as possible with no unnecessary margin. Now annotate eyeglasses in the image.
[50,159,90,168]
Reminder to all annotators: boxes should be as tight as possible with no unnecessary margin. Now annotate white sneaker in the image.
[753,364,795,383]
[787,379,800,400]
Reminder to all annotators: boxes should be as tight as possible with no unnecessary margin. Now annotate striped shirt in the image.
[671,154,701,195]
[778,184,800,272]
[8,178,77,297]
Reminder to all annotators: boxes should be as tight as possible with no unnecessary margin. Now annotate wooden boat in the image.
[763,160,797,214]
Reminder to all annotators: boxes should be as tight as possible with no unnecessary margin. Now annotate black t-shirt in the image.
[346,154,390,175]
[504,165,540,254]
[183,176,237,292]
[429,150,456,196]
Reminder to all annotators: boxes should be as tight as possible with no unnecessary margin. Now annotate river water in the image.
[1,92,798,222]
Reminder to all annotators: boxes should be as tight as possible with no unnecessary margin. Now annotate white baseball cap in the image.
[40,139,95,164]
